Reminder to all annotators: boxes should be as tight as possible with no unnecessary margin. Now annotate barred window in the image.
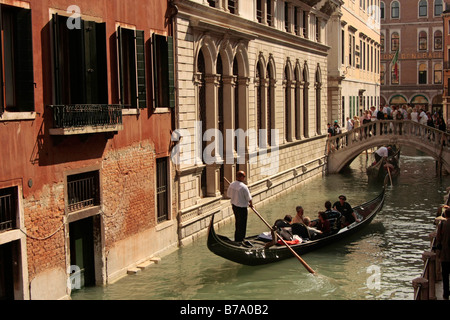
[156,158,169,223]
[67,171,100,213]
[0,187,17,232]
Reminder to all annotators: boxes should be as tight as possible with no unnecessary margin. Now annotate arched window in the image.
[419,31,427,50]
[197,50,207,198]
[391,32,399,51]
[435,0,443,16]
[315,68,321,136]
[434,30,443,50]
[294,65,301,140]
[284,65,290,142]
[302,66,309,138]
[256,61,263,146]
[266,61,274,146]
[391,1,400,18]
[217,53,224,195]
[419,0,428,17]
[380,1,385,19]
[381,33,385,52]
[233,57,239,152]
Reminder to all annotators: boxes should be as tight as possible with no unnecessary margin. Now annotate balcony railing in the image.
[49,104,123,135]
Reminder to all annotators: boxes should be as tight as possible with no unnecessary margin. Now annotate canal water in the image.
[72,147,450,300]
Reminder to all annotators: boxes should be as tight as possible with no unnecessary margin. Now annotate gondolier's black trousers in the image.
[232,205,248,242]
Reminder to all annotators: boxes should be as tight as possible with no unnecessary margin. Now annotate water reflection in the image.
[72,147,450,300]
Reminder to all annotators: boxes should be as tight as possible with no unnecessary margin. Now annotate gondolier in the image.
[227,171,253,242]
[374,146,390,163]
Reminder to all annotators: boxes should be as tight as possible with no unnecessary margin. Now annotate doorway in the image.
[0,242,14,300]
[69,217,95,289]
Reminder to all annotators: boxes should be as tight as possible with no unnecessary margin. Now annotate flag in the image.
[390,50,399,81]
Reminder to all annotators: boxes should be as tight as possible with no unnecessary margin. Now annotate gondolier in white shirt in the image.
[227,171,253,243]
[374,146,390,163]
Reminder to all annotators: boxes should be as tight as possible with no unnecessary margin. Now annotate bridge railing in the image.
[327,120,450,154]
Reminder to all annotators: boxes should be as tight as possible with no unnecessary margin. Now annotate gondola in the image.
[367,146,400,182]
[207,185,386,266]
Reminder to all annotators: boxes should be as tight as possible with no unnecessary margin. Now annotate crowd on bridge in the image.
[328,104,447,139]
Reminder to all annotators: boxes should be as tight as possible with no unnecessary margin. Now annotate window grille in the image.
[156,158,169,223]
[0,187,17,232]
[67,171,100,213]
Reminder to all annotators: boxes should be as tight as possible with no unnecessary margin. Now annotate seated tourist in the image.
[316,211,331,235]
[302,216,322,240]
[324,200,342,231]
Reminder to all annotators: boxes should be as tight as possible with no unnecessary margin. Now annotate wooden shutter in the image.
[0,6,4,115]
[167,36,175,108]
[94,22,108,104]
[84,21,107,104]
[136,30,146,108]
[14,8,34,111]
[117,27,143,108]
[151,32,159,108]
[84,20,97,104]
[152,33,174,108]
[117,26,124,105]
[52,13,62,105]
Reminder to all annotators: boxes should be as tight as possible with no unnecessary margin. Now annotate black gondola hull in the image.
[207,188,385,266]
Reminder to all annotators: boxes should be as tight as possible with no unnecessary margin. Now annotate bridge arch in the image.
[327,120,450,175]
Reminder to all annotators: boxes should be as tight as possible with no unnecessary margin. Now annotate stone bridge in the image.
[327,120,450,175]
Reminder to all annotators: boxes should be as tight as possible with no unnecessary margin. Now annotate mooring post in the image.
[412,277,429,300]
[429,231,442,281]
[422,251,437,300]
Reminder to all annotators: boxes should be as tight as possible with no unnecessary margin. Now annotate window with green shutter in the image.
[0,5,34,114]
[117,27,146,108]
[152,33,175,108]
[52,13,107,105]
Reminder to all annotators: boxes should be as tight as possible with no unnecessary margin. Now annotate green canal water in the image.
[72,147,450,300]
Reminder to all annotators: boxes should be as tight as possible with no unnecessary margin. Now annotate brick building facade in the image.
[0,0,176,299]
[442,5,450,123]
[380,0,445,114]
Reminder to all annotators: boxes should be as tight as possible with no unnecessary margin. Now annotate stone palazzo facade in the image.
[172,0,342,244]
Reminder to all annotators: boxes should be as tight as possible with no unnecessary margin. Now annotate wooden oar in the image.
[250,206,316,275]
[387,166,393,186]
[224,177,316,274]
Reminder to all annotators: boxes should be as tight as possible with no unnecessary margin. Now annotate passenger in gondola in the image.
[264,215,294,248]
[316,212,331,235]
[324,200,342,231]
[292,206,305,224]
[302,216,322,239]
[274,215,294,240]
[273,215,292,230]
[333,195,360,227]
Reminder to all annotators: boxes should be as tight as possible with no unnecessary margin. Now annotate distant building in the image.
[328,0,381,125]
[380,0,444,114]
[442,4,450,123]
